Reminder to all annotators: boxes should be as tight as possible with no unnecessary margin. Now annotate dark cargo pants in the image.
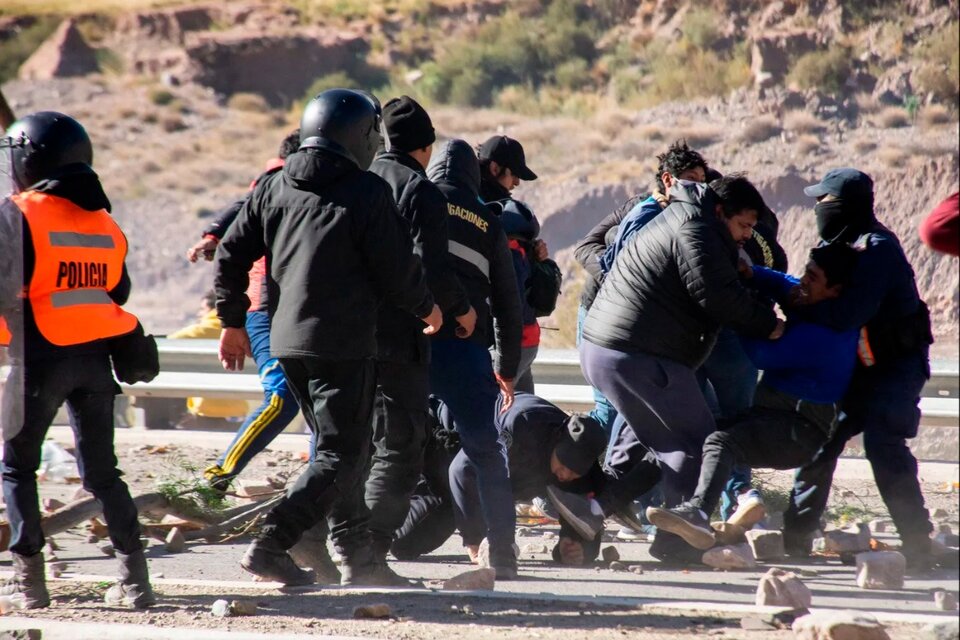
[260,357,375,555]
[2,354,142,557]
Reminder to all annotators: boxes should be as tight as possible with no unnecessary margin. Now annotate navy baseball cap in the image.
[478,135,537,181]
[803,168,873,201]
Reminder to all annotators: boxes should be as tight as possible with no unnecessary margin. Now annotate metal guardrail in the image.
[119,340,959,426]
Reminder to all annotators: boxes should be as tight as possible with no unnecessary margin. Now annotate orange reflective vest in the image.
[11,191,138,346]
[0,317,10,346]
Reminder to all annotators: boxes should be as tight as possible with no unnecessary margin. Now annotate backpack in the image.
[526,257,562,317]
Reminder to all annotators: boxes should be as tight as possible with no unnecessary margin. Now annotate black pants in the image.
[261,358,375,553]
[688,384,836,517]
[390,486,455,561]
[2,354,142,557]
[785,356,932,543]
[364,360,429,553]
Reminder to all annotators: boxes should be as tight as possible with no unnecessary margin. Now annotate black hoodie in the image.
[426,140,522,379]
[215,149,434,361]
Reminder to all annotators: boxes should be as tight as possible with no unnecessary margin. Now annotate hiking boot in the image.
[490,545,519,581]
[546,485,605,540]
[649,529,704,565]
[340,546,417,588]
[288,523,341,585]
[727,490,766,530]
[646,504,716,550]
[0,552,50,609]
[240,538,314,586]
[783,529,815,558]
[104,549,156,609]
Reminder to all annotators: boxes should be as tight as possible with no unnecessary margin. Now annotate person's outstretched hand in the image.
[186,236,218,263]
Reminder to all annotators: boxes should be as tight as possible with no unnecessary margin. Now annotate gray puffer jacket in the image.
[582,182,778,368]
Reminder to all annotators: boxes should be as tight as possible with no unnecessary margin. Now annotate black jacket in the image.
[583,182,778,368]
[369,151,471,363]
[574,193,646,309]
[495,392,604,554]
[426,140,522,379]
[0,174,131,362]
[215,149,434,360]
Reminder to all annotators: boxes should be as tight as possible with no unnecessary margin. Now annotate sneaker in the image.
[727,490,766,530]
[240,539,314,586]
[546,486,605,540]
[616,526,648,542]
[611,503,647,535]
[645,504,716,550]
[532,496,560,520]
[649,529,704,565]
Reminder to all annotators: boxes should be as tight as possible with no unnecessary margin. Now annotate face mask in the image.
[815,199,849,243]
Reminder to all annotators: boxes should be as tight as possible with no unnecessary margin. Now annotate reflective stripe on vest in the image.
[12,191,138,346]
[449,240,490,279]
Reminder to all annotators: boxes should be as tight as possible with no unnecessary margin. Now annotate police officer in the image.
[0,112,155,608]
[364,96,476,572]
[215,89,442,586]
[783,169,936,570]
[426,138,523,578]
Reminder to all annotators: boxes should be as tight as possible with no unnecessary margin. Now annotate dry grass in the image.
[674,125,722,148]
[853,139,877,155]
[784,111,826,135]
[877,145,909,167]
[739,116,781,144]
[635,124,667,142]
[919,105,954,128]
[227,93,269,113]
[160,114,186,133]
[795,135,820,155]
[855,93,881,115]
[877,107,910,129]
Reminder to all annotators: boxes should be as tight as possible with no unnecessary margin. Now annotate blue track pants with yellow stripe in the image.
[205,311,299,488]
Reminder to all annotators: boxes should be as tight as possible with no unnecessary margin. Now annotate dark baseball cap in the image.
[554,414,606,476]
[478,135,537,181]
[803,168,873,201]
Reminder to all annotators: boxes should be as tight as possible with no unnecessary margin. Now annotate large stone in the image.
[19,19,99,80]
[601,546,620,562]
[746,530,785,561]
[855,551,906,590]
[755,567,811,609]
[934,590,957,611]
[793,611,890,640]
[711,522,747,546]
[442,568,496,591]
[164,527,186,554]
[872,64,914,106]
[702,544,757,570]
[816,524,871,554]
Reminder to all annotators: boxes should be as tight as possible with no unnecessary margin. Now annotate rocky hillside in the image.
[1,0,957,350]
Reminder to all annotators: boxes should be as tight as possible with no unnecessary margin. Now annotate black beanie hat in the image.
[382,95,435,153]
[554,414,607,476]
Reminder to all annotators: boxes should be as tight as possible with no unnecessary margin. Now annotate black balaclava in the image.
[815,197,874,243]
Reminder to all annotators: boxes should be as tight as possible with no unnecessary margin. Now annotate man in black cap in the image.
[362,95,476,579]
[391,392,608,566]
[782,168,937,570]
[478,135,553,394]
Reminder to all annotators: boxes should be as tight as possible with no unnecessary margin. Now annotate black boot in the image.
[288,523,341,584]
[340,545,416,588]
[241,537,314,586]
[104,549,156,609]
[0,552,50,609]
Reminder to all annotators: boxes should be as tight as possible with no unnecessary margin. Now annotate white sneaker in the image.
[727,490,766,530]
[615,526,647,542]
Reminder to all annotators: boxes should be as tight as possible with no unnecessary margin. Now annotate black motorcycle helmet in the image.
[496,199,540,241]
[5,111,93,191]
[299,89,382,171]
